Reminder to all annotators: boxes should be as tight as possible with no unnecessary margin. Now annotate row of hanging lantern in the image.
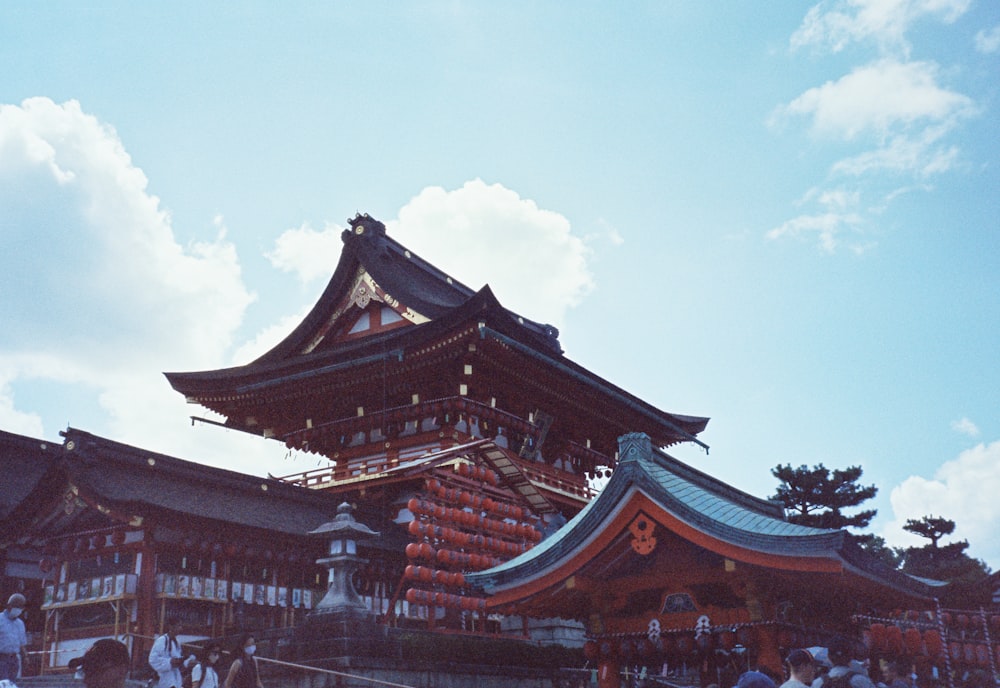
[402,463,538,617]
[864,621,998,669]
[584,625,769,662]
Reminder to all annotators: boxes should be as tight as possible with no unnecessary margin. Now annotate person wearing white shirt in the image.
[148,617,184,688]
[191,643,222,688]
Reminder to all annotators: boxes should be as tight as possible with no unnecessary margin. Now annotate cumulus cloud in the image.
[266,222,343,284]
[263,180,595,331]
[0,97,298,475]
[791,0,970,56]
[882,440,1000,568]
[950,417,979,437]
[974,25,1000,54]
[391,179,594,328]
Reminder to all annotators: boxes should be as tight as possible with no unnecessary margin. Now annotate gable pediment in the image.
[300,268,431,354]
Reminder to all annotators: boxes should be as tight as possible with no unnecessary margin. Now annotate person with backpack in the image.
[814,637,875,688]
[190,643,222,688]
[148,617,185,688]
[781,649,817,688]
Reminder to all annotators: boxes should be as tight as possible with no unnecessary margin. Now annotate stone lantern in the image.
[308,502,379,618]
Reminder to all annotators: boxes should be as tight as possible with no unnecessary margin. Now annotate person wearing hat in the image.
[737,670,778,688]
[0,593,28,681]
[782,649,817,688]
[68,638,130,688]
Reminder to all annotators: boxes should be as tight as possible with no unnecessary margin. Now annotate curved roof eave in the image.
[165,216,566,394]
[467,433,845,593]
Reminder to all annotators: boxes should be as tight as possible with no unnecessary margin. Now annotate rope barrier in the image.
[253,656,416,688]
[25,633,417,688]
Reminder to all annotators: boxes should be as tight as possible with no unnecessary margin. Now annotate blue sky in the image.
[1,2,998,569]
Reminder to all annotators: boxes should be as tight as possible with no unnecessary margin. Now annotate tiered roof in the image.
[165,214,709,467]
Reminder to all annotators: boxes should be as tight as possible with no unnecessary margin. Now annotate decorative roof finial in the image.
[347,213,386,237]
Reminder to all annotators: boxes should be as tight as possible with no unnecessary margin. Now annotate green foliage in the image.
[849,533,902,569]
[898,515,992,607]
[902,515,955,547]
[770,463,878,529]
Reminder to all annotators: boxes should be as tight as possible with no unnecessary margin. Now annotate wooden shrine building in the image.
[0,427,339,674]
[465,432,942,686]
[165,213,710,637]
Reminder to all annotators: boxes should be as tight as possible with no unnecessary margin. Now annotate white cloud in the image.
[231,309,310,365]
[391,179,594,329]
[0,97,299,476]
[792,0,971,56]
[882,440,1000,569]
[0,375,44,438]
[974,25,1000,54]
[766,187,868,252]
[777,59,974,142]
[767,211,865,253]
[266,222,343,284]
[769,53,975,252]
[950,417,979,437]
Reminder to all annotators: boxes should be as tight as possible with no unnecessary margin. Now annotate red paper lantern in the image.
[599,639,617,658]
[974,644,989,667]
[923,629,943,659]
[886,625,904,654]
[584,641,600,660]
[904,627,923,656]
[619,639,635,659]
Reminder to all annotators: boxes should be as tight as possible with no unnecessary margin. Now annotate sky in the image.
[1,2,998,570]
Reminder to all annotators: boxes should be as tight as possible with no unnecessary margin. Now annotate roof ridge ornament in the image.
[618,432,652,463]
[347,213,386,238]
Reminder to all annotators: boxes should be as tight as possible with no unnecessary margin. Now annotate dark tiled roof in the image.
[0,428,60,520]
[166,214,561,395]
[58,428,342,536]
[467,433,935,599]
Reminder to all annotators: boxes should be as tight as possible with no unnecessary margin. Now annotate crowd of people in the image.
[0,600,264,688]
[730,635,994,688]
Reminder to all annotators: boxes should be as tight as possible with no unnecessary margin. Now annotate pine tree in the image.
[898,515,992,607]
[902,515,955,547]
[770,463,878,529]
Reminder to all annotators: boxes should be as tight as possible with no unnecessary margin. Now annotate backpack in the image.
[821,671,859,688]
[181,664,196,688]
